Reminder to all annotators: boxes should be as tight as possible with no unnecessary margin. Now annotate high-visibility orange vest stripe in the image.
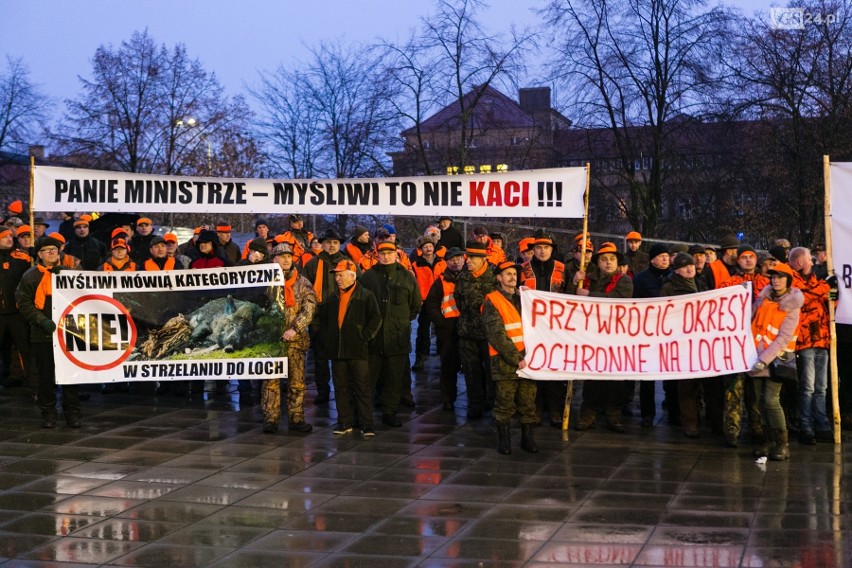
[752,298,797,354]
[440,279,459,319]
[485,291,524,357]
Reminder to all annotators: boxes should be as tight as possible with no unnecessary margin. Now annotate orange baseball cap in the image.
[330,259,357,273]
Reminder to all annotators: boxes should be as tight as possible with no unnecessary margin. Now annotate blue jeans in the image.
[797,348,830,433]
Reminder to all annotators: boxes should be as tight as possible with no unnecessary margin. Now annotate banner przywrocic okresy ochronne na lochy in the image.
[517,286,758,381]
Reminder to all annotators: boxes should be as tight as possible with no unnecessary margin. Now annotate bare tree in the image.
[0,56,52,158]
[384,0,535,175]
[253,42,398,180]
[544,0,733,238]
[56,30,258,177]
[724,0,852,245]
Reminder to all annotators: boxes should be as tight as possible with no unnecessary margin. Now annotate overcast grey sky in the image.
[2,0,779,118]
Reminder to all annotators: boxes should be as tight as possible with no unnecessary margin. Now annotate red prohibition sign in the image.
[57,294,137,371]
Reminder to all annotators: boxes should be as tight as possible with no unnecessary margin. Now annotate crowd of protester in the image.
[0,202,844,459]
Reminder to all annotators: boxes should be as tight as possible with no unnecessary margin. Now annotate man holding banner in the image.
[16,235,81,428]
[262,242,317,434]
[567,242,633,432]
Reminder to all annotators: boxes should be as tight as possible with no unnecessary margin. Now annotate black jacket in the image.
[64,235,108,271]
[16,263,65,343]
[633,265,670,298]
[317,284,382,360]
[0,247,32,315]
[437,224,464,251]
[359,262,422,356]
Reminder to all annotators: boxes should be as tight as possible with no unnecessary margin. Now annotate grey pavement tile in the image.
[0,459,82,476]
[246,528,355,551]
[22,536,143,564]
[83,480,180,499]
[0,512,101,536]
[372,516,470,538]
[503,488,587,510]
[419,483,514,503]
[0,472,42,490]
[156,453,245,470]
[311,554,418,568]
[431,537,544,562]
[342,480,434,499]
[193,470,287,490]
[71,517,184,541]
[107,543,232,567]
[741,545,851,567]
[67,435,148,449]
[224,457,312,476]
[283,511,388,533]
[61,462,144,480]
[155,485,256,506]
[29,445,116,461]
[193,505,302,528]
[156,523,270,547]
[16,475,111,495]
[93,449,179,467]
[670,494,760,513]
[117,500,223,523]
[0,492,69,511]
[45,495,145,516]
[460,518,563,541]
[208,548,324,568]
[341,533,447,557]
[267,476,361,494]
[233,489,334,511]
[122,466,214,485]
[0,442,46,458]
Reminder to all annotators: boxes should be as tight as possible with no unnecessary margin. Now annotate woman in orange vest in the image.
[423,247,464,410]
[748,262,803,461]
[482,260,536,455]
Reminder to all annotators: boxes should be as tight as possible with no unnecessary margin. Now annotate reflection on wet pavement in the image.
[0,369,849,567]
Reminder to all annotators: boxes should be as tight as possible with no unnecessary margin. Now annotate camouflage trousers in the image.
[723,373,762,439]
[492,376,538,424]
[261,349,307,424]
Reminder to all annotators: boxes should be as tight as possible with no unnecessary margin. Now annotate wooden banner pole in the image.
[823,155,841,445]
[562,163,591,433]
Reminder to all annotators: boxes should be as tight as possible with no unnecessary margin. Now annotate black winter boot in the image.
[497,422,511,455]
[520,423,538,453]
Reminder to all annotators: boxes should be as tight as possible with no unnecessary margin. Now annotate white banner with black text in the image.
[33,165,587,218]
[51,264,288,385]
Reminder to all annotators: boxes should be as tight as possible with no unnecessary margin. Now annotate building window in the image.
[463,165,476,175]
[446,166,459,175]
[479,164,492,173]
[496,163,509,172]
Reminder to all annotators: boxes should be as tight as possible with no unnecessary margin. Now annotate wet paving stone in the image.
[0,380,848,565]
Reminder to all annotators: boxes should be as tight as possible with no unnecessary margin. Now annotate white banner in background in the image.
[517,286,757,381]
[33,165,587,218]
[51,265,288,385]
[829,162,852,324]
